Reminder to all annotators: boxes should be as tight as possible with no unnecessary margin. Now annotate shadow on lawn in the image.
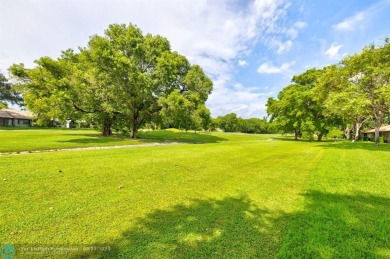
[274,136,390,151]
[74,196,284,258]
[59,131,227,145]
[316,141,390,152]
[278,191,390,258]
[74,191,389,258]
[57,132,126,144]
[137,130,228,144]
[58,137,125,144]
[273,136,336,143]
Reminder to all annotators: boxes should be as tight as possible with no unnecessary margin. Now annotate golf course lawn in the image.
[1,129,389,258]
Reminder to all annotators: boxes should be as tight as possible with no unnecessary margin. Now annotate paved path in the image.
[0,142,185,156]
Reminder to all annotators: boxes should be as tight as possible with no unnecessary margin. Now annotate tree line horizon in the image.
[267,38,390,145]
[1,24,389,143]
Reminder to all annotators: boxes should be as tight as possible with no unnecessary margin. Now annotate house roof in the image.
[0,109,32,120]
[362,125,390,133]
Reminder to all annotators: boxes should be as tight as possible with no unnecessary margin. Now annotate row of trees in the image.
[212,113,272,134]
[267,39,390,145]
[8,24,213,137]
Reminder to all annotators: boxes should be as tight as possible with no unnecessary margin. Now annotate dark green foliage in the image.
[213,113,271,133]
[9,24,212,137]
[267,39,390,143]
[0,72,23,107]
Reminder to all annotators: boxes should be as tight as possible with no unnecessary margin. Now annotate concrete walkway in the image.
[0,142,185,156]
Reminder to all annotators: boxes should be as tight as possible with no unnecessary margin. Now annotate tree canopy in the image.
[212,113,271,134]
[267,39,390,145]
[9,24,213,137]
[0,72,23,108]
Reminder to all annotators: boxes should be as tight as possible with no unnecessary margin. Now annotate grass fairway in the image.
[1,130,389,258]
[0,127,226,153]
[0,128,142,153]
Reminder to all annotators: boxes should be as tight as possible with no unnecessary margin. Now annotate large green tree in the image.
[267,68,334,141]
[217,113,239,132]
[339,40,390,145]
[315,65,371,141]
[266,83,307,140]
[9,55,81,126]
[10,24,213,136]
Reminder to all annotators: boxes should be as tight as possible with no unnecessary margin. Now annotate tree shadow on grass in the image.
[278,191,390,258]
[272,136,336,143]
[315,140,390,152]
[58,137,126,144]
[74,196,284,258]
[74,191,389,258]
[273,136,390,151]
[137,130,227,144]
[59,131,227,145]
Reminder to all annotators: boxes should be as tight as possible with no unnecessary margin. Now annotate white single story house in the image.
[0,108,32,127]
[362,125,390,143]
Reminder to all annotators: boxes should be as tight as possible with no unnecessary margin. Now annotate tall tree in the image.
[0,72,23,108]
[80,24,212,137]
[316,65,371,141]
[9,55,82,126]
[341,40,390,145]
[9,24,213,136]
[266,83,308,140]
[267,68,334,141]
[218,113,239,132]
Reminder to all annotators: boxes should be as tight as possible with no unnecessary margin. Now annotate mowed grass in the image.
[0,127,230,153]
[1,130,389,258]
[0,127,142,152]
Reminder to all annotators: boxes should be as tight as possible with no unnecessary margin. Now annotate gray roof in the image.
[363,125,390,133]
[0,109,32,120]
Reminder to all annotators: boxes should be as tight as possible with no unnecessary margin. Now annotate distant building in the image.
[0,108,33,127]
[362,125,390,143]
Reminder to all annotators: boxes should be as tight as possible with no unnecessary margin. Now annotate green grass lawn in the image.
[0,127,143,153]
[0,127,231,153]
[1,130,389,258]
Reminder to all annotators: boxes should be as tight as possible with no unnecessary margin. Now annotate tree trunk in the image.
[130,115,138,138]
[374,112,383,146]
[344,127,350,140]
[130,126,138,138]
[101,115,112,136]
[294,129,298,140]
[317,133,323,141]
[354,121,364,141]
[130,112,142,139]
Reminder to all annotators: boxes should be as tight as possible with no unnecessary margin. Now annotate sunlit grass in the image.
[0,130,389,258]
[0,128,266,153]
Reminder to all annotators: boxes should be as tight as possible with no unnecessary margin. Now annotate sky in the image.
[1,0,390,118]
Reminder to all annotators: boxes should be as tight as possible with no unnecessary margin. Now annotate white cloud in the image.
[284,22,306,39]
[207,79,274,118]
[267,38,293,54]
[333,1,390,32]
[238,59,248,67]
[257,61,294,74]
[294,21,307,29]
[325,43,344,59]
[334,12,365,31]
[286,28,298,39]
[0,0,292,118]
[263,20,306,54]
[277,40,293,53]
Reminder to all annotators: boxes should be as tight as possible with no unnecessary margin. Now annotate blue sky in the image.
[1,0,389,118]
